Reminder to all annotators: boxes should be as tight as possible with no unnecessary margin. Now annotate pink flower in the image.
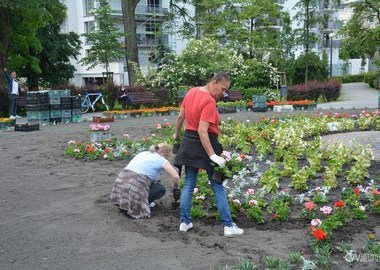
[103,154,108,159]
[193,188,199,194]
[304,201,315,211]
[222,150,232,161]
[247,188,255,195]
[155,123,162,129]
[320,206,332,214]
[249,199,258,206]
[310,219,322,227]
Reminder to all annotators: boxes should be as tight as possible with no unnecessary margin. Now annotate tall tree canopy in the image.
[80,0,125,76]
[340,0,380,68]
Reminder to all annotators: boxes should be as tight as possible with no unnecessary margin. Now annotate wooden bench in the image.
[226,90,243,101]
[118,91,158,108]
[18,96,27,109]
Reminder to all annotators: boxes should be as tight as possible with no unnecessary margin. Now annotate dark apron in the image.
[174,129,222,172]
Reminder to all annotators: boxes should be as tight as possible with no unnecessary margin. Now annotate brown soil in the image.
[1,110,380,270]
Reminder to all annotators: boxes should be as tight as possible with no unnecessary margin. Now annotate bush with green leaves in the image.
[289,53,329,84]
[135,37,278,102]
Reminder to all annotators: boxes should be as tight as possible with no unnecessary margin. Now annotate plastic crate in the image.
[72,109,82,116]
[50,110,62,118]
[252,101,267,108]
[252,95,266,102]
[27,111,50,120]
[72,102,82,109]
[15,123,39,132]
[26,104,49,111]
[49,104,62,111]
[48,90,62,97]
[60,97,71,103]
[61,103,71,110]
[50,117,62,123]
[93,116,114,123]
[72,115,83,123]
[62,110,72,118]
[60,90,71,97]
[29,118,49,126]
[90,131,112,142]
[49,97,61,105]
[62,117,71,124]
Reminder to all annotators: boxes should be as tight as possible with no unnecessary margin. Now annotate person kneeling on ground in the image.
[110,143,180,218]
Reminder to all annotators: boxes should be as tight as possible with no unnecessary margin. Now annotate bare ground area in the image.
[1,110,380,270]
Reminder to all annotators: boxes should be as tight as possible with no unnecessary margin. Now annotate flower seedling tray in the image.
[15,123,40,132]
[93,116,114,123]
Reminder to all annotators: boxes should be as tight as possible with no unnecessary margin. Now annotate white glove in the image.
[210,154,226,168]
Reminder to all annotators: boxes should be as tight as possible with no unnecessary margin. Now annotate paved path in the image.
[317,82,379,110]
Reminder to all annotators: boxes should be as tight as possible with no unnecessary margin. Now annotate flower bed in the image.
[64,111,380,268]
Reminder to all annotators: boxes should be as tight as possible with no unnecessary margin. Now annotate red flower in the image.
[313,228,327,241]
[304,201,315,211]
[354,187,360,195]
[273,213,280,220]
[372,189,379,195]
[334,200,345,208]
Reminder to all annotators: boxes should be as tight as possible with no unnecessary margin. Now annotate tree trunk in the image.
[304,0,309,83]
[0,7,11,115]
[121,0,139,85]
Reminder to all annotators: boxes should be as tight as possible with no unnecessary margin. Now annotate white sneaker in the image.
[9,115,16,120]
[224,223,244,237]
[179,222,193,232]
[15,115,22,118]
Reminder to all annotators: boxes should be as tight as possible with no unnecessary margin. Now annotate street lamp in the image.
[329,32,335,78]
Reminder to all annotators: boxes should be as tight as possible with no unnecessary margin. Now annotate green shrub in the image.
[364,71,379,88]
[332,74,364,83]
[289,53,329,84]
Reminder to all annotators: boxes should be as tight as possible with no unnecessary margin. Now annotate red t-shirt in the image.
[182,87,219,135]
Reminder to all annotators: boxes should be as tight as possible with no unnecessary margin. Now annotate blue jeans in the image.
[179,166,233,227]
[9,94,18,116]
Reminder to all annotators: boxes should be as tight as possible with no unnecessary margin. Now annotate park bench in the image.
[226,90,243,101]
[119,91,158,108]
[17,96,27,109]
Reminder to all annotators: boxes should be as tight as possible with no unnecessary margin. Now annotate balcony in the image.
[136,33,169,48]
[111,6,168,21]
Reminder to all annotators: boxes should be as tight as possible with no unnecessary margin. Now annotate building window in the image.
[147,0,159,7]
[85,21,96,34]
[84,0,97,17]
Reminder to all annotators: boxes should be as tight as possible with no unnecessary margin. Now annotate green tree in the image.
[80,0,125,79]
[19,18,81,89]
[339,0,380,69]
[290,52,328,84]
[0,0,65,115]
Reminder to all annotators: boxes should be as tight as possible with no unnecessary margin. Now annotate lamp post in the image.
[329,33,335,78]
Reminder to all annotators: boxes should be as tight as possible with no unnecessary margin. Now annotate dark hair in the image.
[208,72,230,83]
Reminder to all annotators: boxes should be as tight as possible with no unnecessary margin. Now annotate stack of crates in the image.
[60,96,72,123]
[48,90,71,123]
[26,91,50,125]
[71,96,82,123]
[252,95,267,112]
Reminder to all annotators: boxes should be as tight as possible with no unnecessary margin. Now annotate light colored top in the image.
[12,79,19,95]
[125,151,168,181]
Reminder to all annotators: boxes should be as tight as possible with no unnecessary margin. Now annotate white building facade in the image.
[62,0,192,87]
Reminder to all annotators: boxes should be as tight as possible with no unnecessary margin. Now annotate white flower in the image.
[68,140,76,144]
[310,219,322,226]
[103,154,108,159]
[74,149,80,153]
[196,195,205,200]
[320,206,332,214]
[232,199,241,205]
[249,199,258,206]
[193,188,199,194]
[359,205,365,211]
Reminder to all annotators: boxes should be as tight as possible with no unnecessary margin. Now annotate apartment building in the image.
[282,0,374,76]
[62,0,191,87]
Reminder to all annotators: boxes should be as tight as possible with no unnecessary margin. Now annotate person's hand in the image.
[210,154,226,168]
